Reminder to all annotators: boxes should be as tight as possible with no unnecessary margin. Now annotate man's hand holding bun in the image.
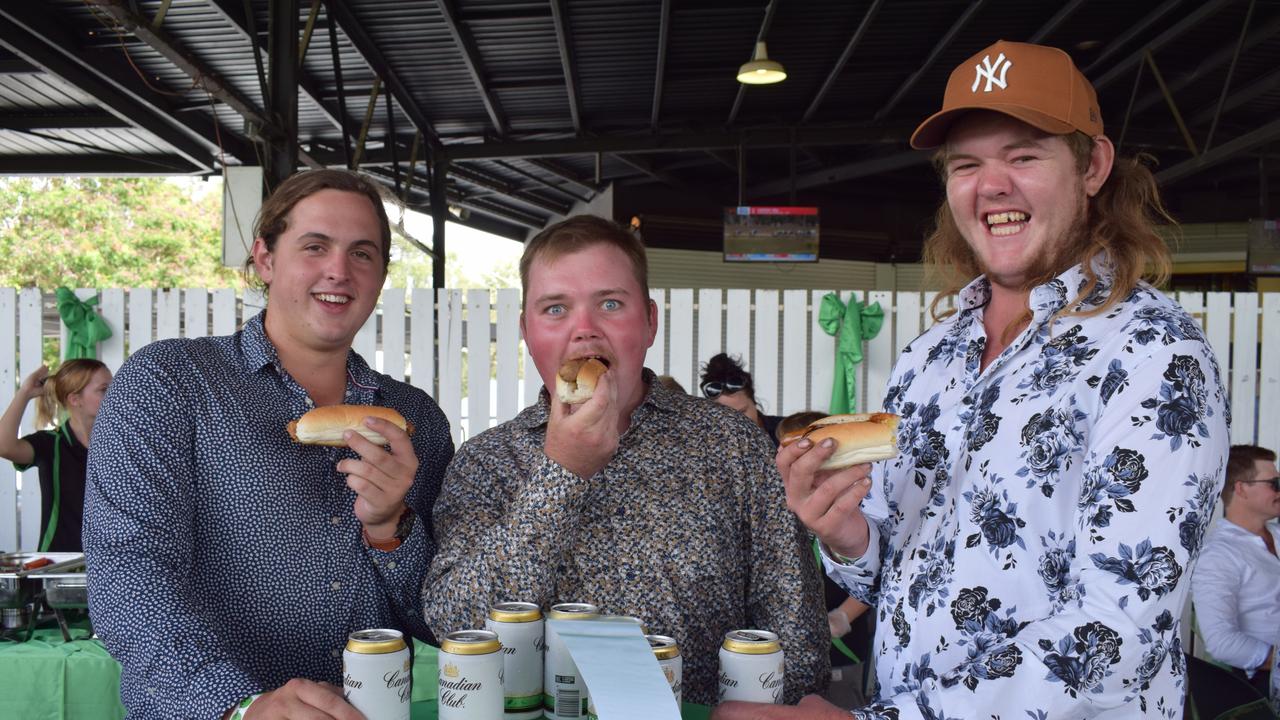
[545,359,620,480]
[777,413,899,560]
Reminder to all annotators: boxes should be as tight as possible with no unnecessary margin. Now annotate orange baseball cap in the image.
[910,40,1103,150]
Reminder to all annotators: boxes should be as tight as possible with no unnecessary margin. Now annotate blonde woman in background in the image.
[0,359,111,551]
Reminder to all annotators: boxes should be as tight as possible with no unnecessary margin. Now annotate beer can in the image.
[544,602,599,720]
[343,628,412,720]
[438,629,505,720]
[718,629,784,704]
[648,635,683,706]
[485,602,544,720]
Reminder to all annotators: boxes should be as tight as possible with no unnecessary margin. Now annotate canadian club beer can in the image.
[647,634,683,706]
[343,629,412,720]
[544,602,599,720]
[718,629,784,704]
[485,602,545,720]
[438,629,505,720]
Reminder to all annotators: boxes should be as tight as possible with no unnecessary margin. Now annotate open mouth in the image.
[575,354,610,368]
[986,211,1029,237]
[313,292,351,305]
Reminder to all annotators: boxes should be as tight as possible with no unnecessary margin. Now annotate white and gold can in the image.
[648,634,683,706]
[544,602,599,719]
[438,629,505,720]
[343,628,412,720]
[717,629,784,704]
[485,602,544,720]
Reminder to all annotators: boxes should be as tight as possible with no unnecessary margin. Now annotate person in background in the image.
[1192,445,1279,701]
[700,352,784,447]
[84,169,454,720]
[423,214,829,705]
[0,359,111,552]
[717,40,1229,719]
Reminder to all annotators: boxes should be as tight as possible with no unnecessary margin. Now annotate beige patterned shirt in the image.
[422,370,829,705]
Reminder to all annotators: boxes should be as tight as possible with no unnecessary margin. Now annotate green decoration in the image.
[56,287,113,360]
[818,292,884,414]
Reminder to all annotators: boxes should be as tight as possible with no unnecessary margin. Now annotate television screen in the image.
[723,206,819,262]
[1247,219,1280,275]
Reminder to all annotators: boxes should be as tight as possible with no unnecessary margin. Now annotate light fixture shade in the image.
[737,41,786,85]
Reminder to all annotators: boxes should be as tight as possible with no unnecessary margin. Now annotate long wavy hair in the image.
[35,358,108,428]
[922,131,1174,341]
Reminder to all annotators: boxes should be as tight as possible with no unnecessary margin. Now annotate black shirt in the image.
[16,427,87,552]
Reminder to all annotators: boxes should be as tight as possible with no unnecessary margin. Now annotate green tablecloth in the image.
[0,633,708,720]
[0,625,125,720]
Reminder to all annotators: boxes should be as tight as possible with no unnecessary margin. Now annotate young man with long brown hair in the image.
[719,41,1229,720]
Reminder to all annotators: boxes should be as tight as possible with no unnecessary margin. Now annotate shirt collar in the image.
[956,258,1117,316]
[510,367,675,430]
[238,311,382,402]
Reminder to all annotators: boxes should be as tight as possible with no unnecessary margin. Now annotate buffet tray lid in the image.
[0,552,86,578]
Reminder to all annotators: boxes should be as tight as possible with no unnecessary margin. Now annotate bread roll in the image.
[287,405,413,446]
[782,412,899,469]
[556,358,607,404]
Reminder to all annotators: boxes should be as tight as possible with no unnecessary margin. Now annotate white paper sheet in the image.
[546,618,681,720]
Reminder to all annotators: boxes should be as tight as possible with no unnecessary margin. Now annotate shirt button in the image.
[331,516,341,525]
[304,397,315,407]
[330,580,342,591]
[386,561,397,570]
[331,648,341,658]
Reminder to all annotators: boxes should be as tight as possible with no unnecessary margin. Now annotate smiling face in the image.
[251,188,386,356]
[942,112,1113,292]
[521,242,658,414]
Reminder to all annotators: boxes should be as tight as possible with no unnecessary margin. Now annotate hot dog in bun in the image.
[781,412,900,469]
[287,405,413,446]
[556,358,607,404]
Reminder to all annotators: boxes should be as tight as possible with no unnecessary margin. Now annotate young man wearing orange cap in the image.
[716,40,1229,719]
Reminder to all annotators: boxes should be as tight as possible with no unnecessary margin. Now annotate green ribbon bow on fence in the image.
[56,287,113,360]
[819,292,884,414]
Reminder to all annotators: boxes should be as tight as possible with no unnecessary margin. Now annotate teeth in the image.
[315,293,349,304]
[991,224,1022,236]
[986,211,1029,225]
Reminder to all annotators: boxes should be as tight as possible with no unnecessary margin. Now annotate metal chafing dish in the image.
[0,552,86,609]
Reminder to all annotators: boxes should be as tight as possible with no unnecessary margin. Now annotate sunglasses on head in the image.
[701,380,745,399]
[1239,477,1280,492]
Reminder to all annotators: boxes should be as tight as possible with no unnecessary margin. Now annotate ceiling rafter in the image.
[1156,116,1280,185]
[801,0,883,124]
[651,0,670,130]
[436,0,506,136]
[84,0,321,168]
[1027,0,1088,43]
[873,0,986,121]
[1091,0,1236,92]
[548,0,582,134]
[726,0,779,126]
[450,163,570,216]
[204,0,347,134]
[0,5,216,171]
[0,111,131,130]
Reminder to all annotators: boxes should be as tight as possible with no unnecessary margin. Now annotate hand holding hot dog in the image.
[545,358,621,479]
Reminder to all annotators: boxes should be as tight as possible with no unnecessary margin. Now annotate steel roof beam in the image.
[1082,0,1183,77]
[651,0,670,130]
[1027,0,1087,44]
[614,154,702,197]
[1188,66,1280,128]
[326,0,441,149]
[549,0,582,133]
[0,111,132,130]
[450,163,572,216]
[0,6,217,171]
[436,0,507,136]
[874,0,986,121]
[1,153,203,175]
[801,0,883,124]
[364,168,528,242]
[727,0,779,126]
[524,158,601,195]
[749,151,930,197]
[204,0,348,134]
[1091,0,1236,92]
[1156,116,1280,185]
[439,126,904,161]
[492,159,591,204]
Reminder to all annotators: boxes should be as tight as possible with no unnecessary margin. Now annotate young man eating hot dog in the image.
[422,214,830,705]
[84,169,454,720]
[713,40,1229,720]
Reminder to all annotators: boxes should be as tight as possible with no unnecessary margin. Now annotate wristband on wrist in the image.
[363,506,415,551]
[229,692,263,720]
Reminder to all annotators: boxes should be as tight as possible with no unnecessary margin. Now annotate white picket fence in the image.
[2,287,1278,551]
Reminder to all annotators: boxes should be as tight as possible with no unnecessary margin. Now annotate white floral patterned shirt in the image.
[828,263,1229,719]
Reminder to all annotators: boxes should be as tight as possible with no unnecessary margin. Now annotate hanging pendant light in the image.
[737,41,787,85]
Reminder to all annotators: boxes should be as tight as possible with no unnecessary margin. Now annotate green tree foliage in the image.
[0,177,237,289]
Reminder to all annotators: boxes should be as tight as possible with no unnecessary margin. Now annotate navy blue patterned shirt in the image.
[84,312,453,719]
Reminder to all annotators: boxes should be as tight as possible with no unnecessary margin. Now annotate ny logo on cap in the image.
[972,52,1012,93]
